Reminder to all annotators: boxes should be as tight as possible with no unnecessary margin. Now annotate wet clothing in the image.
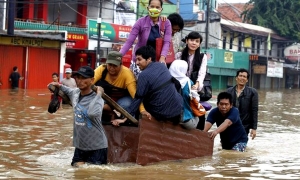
[232,142,247,152]
[126,62,183,121]
[207,107,248,150]
[71,148,107,166]
[227,85,258,134]
[60,85,108,151]
[9,72,21,89]
[94,64,145,112]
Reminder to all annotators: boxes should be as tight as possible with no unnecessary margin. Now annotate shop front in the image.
[0,33,65,89]
[204,48,249,91]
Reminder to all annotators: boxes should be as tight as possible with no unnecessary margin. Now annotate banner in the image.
[88,19,132,43]
[66,33,88,49]
[267,61,283,78]
[114,0,137,27]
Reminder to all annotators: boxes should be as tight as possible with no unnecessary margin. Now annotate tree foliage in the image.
[242,0,300,41]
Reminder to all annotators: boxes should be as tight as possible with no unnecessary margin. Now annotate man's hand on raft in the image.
[141,110,151,120]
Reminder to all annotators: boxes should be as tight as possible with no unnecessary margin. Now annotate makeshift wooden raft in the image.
[48,84,214,165]
[106,117,214,165]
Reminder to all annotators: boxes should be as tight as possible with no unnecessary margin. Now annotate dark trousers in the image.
[196,115,205,130]
[71,148,107,166]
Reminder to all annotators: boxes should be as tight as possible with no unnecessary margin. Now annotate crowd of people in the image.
[48,0,259,168]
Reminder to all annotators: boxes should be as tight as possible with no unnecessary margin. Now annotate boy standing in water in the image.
[51,73,62,107]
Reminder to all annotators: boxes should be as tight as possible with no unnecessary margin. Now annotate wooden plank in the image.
[47,84,138,124]
[136,117,214,166]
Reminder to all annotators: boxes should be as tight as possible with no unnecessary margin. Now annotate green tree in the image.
[242,0,300,41]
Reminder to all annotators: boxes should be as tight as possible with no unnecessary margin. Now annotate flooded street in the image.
[0,88,300,179]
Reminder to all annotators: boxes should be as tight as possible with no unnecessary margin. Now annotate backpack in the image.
[48,87,60,113]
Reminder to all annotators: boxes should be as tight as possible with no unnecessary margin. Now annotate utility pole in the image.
[96,0,103,67]
[176,0,179,13]
[7,0,16,35]
[205,0,210,50]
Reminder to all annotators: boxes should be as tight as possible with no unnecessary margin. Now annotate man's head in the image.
[65,68,72,79]
[135,46,155,70]
[217,92,233,115]
[106,51,123,76]
[167,13,184,36]
[13,66,18,72]
[72,66,94,90]
[235,68,249,87]
[52,72,59,82]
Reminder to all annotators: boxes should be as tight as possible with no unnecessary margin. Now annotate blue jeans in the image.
[116,96,133,109]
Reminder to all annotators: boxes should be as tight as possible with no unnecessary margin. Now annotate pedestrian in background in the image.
[61,68,77,88]
[51,73,62,107]
[227,68,258,140]
[167,13,184,53]
[9,66,24,89]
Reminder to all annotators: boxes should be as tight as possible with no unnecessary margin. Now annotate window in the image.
[257,41,260,54]
[229,37,233,49]
[238,40,242,51]
[223,36,226,49]
[251,39,255,53]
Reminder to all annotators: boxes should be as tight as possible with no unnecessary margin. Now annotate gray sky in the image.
[218,0,250,3]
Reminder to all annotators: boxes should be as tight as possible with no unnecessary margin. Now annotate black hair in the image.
[236,68,250,79]
[180,31,204,74]
[13,66,17,71]
[149,0,163,7]
[135,45,156,62]
[52,73,59,77]
[167,13,184,30]
[217,92,233,105]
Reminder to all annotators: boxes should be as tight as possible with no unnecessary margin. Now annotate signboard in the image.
[253,65,266,74]
[114,0,137,27]
[267,61,283,78]
[66,33,88,49]
[88,19,132,43]
[284,44,300,62]
[0,36,60,48]
[224,52,233,63]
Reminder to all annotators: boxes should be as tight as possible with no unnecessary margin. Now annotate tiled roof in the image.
[217,3,253,23]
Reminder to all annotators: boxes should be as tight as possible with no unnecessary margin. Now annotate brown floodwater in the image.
[0,88,300,179]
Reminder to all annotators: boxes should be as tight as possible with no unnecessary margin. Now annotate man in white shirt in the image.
[61,68,77,88]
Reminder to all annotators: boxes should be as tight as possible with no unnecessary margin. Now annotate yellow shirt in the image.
[94,65,145,112]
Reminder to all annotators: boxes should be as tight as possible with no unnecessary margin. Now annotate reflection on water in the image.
[0,89,300,179]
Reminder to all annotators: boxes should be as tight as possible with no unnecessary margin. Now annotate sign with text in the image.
[88,19,132,43]
[66,33,88,49]
[224,52,233,63]
[283,44,300,62]
[0,36,60,48]
[267,61,283,78]
[253,65,266,74]
[114,0,137,27]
